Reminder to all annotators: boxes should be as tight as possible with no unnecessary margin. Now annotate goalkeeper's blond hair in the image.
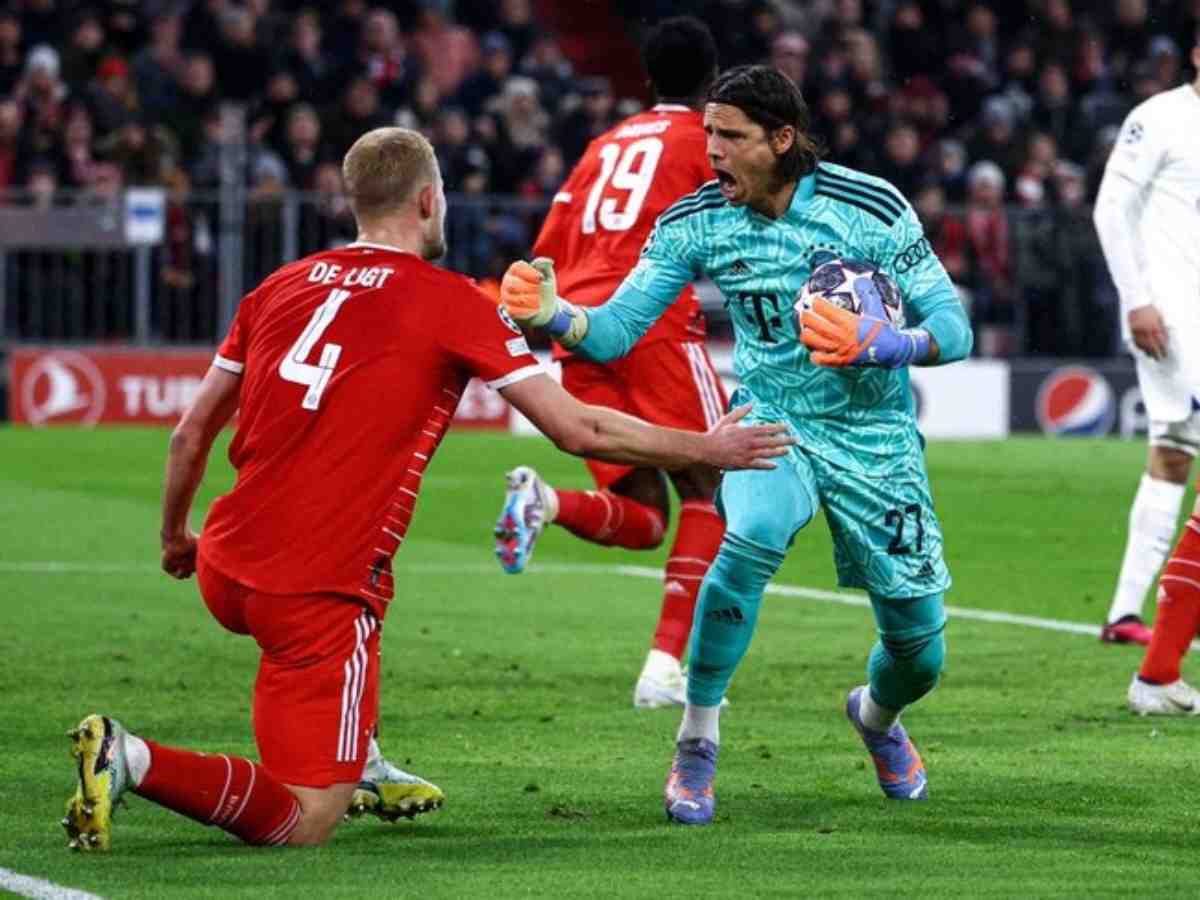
[342,127,437,223]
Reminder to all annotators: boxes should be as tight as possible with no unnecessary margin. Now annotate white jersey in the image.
[1095,84,1200,422]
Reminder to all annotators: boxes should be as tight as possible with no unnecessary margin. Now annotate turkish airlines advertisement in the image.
[7,348,510,428]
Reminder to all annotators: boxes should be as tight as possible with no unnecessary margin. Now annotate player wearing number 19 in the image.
[494,17,729,711]
[498,66,973,821]
[59,127,792,852]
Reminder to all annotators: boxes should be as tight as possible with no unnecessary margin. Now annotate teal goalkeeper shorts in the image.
[715,434,952,600]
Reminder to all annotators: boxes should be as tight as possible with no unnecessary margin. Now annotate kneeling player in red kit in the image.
[60,127,792,851]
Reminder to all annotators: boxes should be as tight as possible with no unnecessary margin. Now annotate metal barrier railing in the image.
[0,191,1116,357]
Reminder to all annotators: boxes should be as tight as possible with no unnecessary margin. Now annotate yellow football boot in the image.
[346,738,444,822]
[62,714,131,851]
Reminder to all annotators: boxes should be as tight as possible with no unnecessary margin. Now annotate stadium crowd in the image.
[0,0,1197,354]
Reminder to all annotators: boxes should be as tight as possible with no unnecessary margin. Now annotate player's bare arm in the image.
[160,365,240,579]
[499,373,792,471]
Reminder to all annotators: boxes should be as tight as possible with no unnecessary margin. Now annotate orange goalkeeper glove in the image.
[799,298,930,368]
[497,257,589,347]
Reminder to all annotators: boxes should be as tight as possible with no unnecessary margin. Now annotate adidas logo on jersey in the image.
[917,560,937,580]
[729,259,752,276]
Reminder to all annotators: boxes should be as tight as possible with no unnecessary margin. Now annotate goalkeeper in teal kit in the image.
[497,65,973,822]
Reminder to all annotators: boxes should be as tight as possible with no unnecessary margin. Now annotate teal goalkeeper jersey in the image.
[574,162,974,477]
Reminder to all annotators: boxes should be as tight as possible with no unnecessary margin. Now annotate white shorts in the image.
[1150,411,1200,456]
[1134,339,1200,425]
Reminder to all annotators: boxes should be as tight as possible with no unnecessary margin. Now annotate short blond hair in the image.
[342,127,437,221]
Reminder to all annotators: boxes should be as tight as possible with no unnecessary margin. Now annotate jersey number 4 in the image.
[581,138,663,234]
[279,287,351,410]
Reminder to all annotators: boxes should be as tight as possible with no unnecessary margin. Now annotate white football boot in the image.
[62,714,133,851]
[346,737,444,822]
[1127,674,1200,716]
[634,649,729,709]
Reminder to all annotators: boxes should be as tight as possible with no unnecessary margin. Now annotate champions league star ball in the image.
[795,258,904,331]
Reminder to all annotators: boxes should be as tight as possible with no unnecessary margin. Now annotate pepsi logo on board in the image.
[1035,366,1115,436]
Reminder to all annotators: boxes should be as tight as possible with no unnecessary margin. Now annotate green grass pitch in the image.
[2,427,1198,898]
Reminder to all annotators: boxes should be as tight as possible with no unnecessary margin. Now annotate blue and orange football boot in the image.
[494,466,552,574]
[846,686,928,800]
[663,738,718,825]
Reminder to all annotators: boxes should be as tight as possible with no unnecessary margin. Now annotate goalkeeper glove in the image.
[799,298,931,368]
[498,257,589,348]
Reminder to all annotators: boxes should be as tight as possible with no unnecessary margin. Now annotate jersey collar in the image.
[788,171,817,218]
[346,240,414,255]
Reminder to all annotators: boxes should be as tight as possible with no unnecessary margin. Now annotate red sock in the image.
[653,500,725,659]
[1140,516,1200,685]
[554,489,666,549]
[135,740,301,846]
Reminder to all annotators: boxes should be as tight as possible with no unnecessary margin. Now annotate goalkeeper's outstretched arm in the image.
[498,257,681,363]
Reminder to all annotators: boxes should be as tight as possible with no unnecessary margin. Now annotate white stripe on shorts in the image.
[337,613,375,763]
[684,343,722,428]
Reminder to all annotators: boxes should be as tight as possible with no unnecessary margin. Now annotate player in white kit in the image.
[1093,32,1200,670]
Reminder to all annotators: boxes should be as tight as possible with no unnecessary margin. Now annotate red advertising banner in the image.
[8,348,513,429]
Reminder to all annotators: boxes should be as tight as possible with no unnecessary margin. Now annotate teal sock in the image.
[866,593,947,710]
[686,533,786,707]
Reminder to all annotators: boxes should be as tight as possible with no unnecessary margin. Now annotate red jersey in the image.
[532,104,714,357]
[201,243,541,620]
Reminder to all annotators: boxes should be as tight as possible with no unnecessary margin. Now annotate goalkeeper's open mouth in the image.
[715,168,739,200]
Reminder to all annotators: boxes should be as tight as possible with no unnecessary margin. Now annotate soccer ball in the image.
[795,258,904,331]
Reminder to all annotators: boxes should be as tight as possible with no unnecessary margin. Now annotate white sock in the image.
[859,689,900,733]
[123,733,150,787]
[641,648,682,681]
[540,481,560,523]
[1108,473,1186,623]
[677,703,720,744]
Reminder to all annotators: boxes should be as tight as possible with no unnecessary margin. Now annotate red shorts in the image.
[561,340,728,488]
[196,552,380,788]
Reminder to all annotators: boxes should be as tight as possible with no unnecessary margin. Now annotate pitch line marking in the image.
[0,559,1125,640]
[0,867,105,900]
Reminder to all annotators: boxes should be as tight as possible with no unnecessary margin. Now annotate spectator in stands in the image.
[914,181,971,287]
[555,75,615,166]
[0,99,25,193]
[936,138,969,203]
[1036,0,1076,65]
[1031,61,1087,164]
[876,119,925,199]
[165,53,219,167]
[21,0,60,50]
[14,46,69,164]
[518,145,564,200]
[455,31,513,116]
[60,8,110,86]
[1108,0,1152,73]
[399,75,443,130]
[0,7,23,96]
[277,104,328,190]
[964,160,1016,352]
[412,5,479,98]
[496,0,539,67]
[996,32,1038,122]
[86,56,136,138]
[1149,34,1183,86]
[133,13,184,122]
[968,95,1023,184]
[843,29,888,115]
[276,9,334,106]
[26,158,58,209]
[520,33,573,113]
[321,75,389,160]
[101,116,179,187]
[887,2,940,82]
[769,30,809,89]
[353,7,421,112]
[60,101,97,188]
[213,7,272,102]
[486,75,549,191]
[249,70,301,152]
[892,76,950,150]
